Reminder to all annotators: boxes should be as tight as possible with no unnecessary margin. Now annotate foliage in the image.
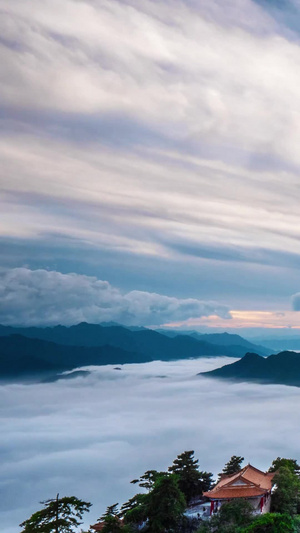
[100,515,123,533]
[23,452,300,533]
[97,504,122,533]
[219,455,244,477]
[120,493,149,525]
[218,499,253,527]
[268,457,300,476]
[147,474,186,533]
[198,499,253,533]
[271,466,300,516]
[168,451,214,503]
[100,503,119,519]
[241,512,295,532]
[123,473,186,532]
[130,470,166,491]
[125,451,213,530]
[20,495,92,533]
[294,516,300,532]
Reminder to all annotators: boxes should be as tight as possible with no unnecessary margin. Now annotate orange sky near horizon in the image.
[164,310,300,330]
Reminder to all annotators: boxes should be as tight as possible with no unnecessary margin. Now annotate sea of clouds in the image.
[2,356,300,532]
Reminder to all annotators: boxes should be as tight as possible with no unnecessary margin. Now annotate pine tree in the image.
[168,450,214,503]
[147,474,186,533]
[269,457,300,476]
[20,494,91,533]
[120,494,149,525]
[130,470,166,491]
[101,504,119,519]
[220,455,244,477]
[96,504,123,533]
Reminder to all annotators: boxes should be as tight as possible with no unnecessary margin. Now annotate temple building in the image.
[203,464,275,516]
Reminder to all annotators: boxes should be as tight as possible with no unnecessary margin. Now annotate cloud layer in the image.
[0,268,230,326]
[2,357,300,533]
[1,0,300,163]
[2,0,300,312]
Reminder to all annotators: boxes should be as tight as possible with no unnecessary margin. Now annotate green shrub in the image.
[241,512,295,533]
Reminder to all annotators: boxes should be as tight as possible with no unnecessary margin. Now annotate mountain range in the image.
[250,336,300,352]
[200,350,300,387]
[0,322,272,382]
[156,330,271,355]
[0,334,147,380]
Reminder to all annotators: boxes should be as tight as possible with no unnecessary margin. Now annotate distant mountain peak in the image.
[242,352,264,362]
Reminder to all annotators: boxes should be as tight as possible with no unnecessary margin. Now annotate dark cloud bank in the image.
[0,268,230,326]
[2,357,300,533]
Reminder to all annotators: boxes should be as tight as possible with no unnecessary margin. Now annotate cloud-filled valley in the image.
[2,356,300,533]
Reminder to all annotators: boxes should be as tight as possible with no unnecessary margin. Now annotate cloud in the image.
[170,309,300,331]
[291,292,300,311]
[166,239,300,269]
[2,357,300,533]
[0,268,231,326]
[2,0,300,310]
[1,136,300,268]
[1,0,300,164]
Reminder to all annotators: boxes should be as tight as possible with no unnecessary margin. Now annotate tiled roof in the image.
[203,486,269,499]
[216,470,244,488]
[203,464,275,500]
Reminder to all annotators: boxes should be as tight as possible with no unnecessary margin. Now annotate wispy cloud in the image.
[166,309,300,330]
[1,0,299,158]
[2,0,300,312]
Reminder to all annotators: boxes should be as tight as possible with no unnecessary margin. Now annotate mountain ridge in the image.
[199,350,300,387]
[0,323,273,382]
[0,322,271,357]
[0,334,149,381]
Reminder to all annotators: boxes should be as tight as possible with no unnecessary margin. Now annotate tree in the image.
[199,471,214,494]
[198,499,253,533]
[99,515,122,533]
[147,474,186,533]
[102,504,119,518]
[269,457,300,477]
[219,455,244,477]
[271,466,300,516]
[241,512,295,533]
[168,451,214,503]
[122,474,186,532]
[120,494,149,525]
[97,504,122,533]
[130,470,166,492]
[218,499,253,527]
[20,495,92,533]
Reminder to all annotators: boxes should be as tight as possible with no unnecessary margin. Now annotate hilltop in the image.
[200,350,300,387]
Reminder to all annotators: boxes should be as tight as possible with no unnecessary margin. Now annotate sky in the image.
[2,356,300,532]
[2,0,300,332]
